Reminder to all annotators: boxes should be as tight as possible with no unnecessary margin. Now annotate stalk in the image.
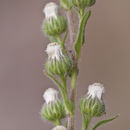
[66,9,77,130]
[54,119,61,126]
[66,10,75,56]
[82,115,91,130]
[60,76,73,116]
[69,65,78,130]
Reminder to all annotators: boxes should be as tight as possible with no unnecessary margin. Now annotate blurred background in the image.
[0,0,130,130]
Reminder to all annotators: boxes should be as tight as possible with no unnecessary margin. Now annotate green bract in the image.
[43,16,67,36]
[79,97,105,117]
[41,100,66,122]
[71,0,96,9]
[45,56,72,76]
[60,0,72,10]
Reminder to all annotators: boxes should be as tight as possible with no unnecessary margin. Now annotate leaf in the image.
[43,70,62,89]
[91,115,119,130]
[74,10,91,57]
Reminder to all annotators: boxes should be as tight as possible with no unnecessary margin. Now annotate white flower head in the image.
[52,125,67,130]
[43,88,59,104]
[43,2,58,19]
[45,42,64,61]
[87,83,104,100]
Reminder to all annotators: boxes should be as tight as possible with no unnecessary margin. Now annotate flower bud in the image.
[71,0,96,9]
[42,2,67,36]
[52,125,67,130]
[41,88,66,122]
[45,42,72,76]
[79,83,105,117]
[42,16,67,36]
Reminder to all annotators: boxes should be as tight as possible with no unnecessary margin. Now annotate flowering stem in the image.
[60,76,73,115]
[65,9,77,130]
[85,116,91,130]
[56,35,67,54]
[82,114,91,130]
[63,30,68,44]
[67,63,78,130]
[66,10,75,53]
[79,8,84,20]
[56,35,64,47]
[82,115,86,130]
[70,65,77,104]
[54,119,61,126]
[67,114,74,130]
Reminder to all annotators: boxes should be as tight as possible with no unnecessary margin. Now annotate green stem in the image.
[66,10,75,54]
[65,7,80,130]
[86,116,91,130]
[82,115,86,130]
[67,63,78,130]
[70,66,77,104]
[56,35,67,53]
[44,71,62,89]
[82,115,91,130]
[56,35,62,45]
[45,71,72,115]
[63,30,68,44]
[54,119,61,126]
[79,8,84,20]
[60,76,73,115]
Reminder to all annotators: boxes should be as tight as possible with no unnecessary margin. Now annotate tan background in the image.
[0,0,130,130]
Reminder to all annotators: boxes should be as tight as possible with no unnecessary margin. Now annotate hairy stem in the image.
[68,64,78,130]
[56,35,63,47]
[70,66,77,104]
[67,114,74,130]
[82,115,91,130]
[54,119,61,126]
[66,9,77,130]
[60,76,73,116]
[66,10,75,55]
[82,115,86,130]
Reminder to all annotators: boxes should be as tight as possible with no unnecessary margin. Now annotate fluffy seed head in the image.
[45,42,64,61]
[87,83,104,100]
[43,88,59,104]
[52,126,67,130]
[43,2,58,19]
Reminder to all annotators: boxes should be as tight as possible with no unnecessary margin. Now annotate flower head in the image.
[43,2,58,19]
[79,83,105,117]
[43,88,59,104]
[41,89,66,122]
[52,125,67,130]
[87,83,104,100]
[45,42,64,61]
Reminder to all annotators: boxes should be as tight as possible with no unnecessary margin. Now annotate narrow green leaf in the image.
[43,70,63,89]
[74,10,91,57]
[91,115,119,130]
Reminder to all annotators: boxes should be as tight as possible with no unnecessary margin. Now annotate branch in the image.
[44,71,63,88]
[65,9,77,130]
